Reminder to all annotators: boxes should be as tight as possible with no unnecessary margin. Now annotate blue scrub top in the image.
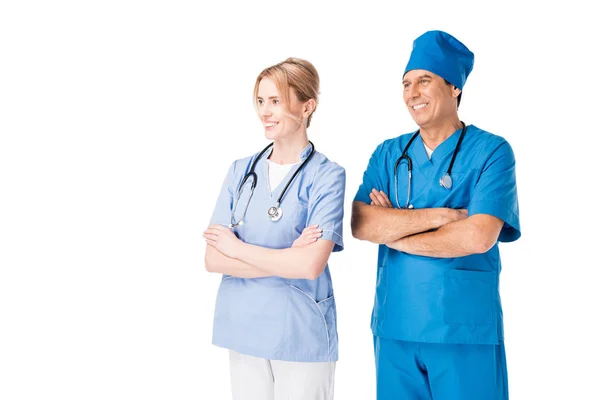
[210,143,345,362]
[354,125,520,345]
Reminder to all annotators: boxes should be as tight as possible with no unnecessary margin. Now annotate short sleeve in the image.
[306,163,346,252]
[468,142,521,242]
[353,143,386,204]
[210,161,237,227]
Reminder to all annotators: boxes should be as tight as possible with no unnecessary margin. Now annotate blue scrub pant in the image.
[374,336,508,400]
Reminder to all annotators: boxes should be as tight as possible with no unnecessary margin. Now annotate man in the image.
[351,30,521,400]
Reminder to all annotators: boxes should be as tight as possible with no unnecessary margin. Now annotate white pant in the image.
[229,350,336,400]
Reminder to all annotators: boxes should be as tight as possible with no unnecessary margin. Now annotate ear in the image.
[452,86,462,98]
[303,99,316,117]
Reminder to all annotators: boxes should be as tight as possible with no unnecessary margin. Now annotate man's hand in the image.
[449,208,469,222]
[292,225,323,247]
[369,189,393,208]
[203,225,243,259]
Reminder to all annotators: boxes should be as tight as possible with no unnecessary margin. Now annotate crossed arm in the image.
[351,189,503,258]
[204,225,335,280]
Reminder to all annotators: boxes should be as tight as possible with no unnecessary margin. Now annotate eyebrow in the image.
[257,96,280,100]
[402,74,433,84]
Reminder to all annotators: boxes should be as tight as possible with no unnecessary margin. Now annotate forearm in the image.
[387,215,502,257]
[237,241,333,280]
[205,245,273,278]
[351,201,455,244]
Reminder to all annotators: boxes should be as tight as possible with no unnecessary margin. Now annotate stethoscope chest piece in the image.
[267,205,283,222]
[228,220,245,229]
[440,173,453,190]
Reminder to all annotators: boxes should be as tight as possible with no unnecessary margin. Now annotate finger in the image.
[210,224,228,232]
[205,239,217,247]
[204,228,220,236]
[302,229,322,237]
[379,191,393,207]
[369,192,383,206]
[372,190,388,205]
[372,188,387,203]
[203,233,219,241]
[305,227,322,235]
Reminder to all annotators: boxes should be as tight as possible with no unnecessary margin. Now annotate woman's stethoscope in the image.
[393,122,467,209]
[228,141,315,228]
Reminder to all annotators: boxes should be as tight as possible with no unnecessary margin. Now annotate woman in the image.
[203,58,345,400]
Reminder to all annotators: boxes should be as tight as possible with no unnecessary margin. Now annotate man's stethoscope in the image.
[229,141,315,228]
[394,122,467,209]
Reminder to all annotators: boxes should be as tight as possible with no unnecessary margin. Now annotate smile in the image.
[412,103,428,110]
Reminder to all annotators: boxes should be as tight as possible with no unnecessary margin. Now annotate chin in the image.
[411,114,430,128]
[264,130,278,141]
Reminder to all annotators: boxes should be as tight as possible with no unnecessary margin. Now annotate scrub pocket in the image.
[213,277,289,352]
[442,269,495,326]
[429,171,472,209]
[286,285,337,360]
[373,262,388,320]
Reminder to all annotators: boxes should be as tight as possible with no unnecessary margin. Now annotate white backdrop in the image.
[1,1,598,399]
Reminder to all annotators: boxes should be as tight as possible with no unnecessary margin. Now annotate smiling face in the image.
[256,77,307,141]
[402,69,461,129]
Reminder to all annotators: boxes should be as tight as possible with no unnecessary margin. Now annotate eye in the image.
[403,83,410,89]
[257,99,263,105]
[272,99,279,105]
[420,79,430,85]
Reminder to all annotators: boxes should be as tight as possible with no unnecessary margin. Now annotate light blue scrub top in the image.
[354,125,521,345]
[210,144,345,362]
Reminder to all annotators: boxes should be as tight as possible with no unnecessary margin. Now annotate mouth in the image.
[264,121,279,130]
[412,103,428,110]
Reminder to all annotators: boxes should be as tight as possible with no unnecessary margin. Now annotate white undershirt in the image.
[424,143,434,159]
[267,159,300,192]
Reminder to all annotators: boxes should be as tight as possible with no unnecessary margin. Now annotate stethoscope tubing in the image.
[393,122,467,209]
[230,141,315,227]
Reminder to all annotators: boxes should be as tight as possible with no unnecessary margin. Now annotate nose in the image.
[406,83,419,99]
[259,103,273,118]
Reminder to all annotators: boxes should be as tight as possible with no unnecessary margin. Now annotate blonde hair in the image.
[253,57,320,128]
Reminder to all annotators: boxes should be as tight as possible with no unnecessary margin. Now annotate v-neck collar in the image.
[258,142,313,200]
[263,142,313,163]
[413,125,468,168]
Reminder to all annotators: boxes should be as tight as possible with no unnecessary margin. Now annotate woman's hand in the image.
[292,225,323,247]
[203,225,243,259]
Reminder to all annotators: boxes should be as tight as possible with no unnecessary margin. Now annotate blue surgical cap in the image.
[403,30,474,90]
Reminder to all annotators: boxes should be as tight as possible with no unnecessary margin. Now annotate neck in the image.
[419,116,462,149]
[269,131,309,164]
